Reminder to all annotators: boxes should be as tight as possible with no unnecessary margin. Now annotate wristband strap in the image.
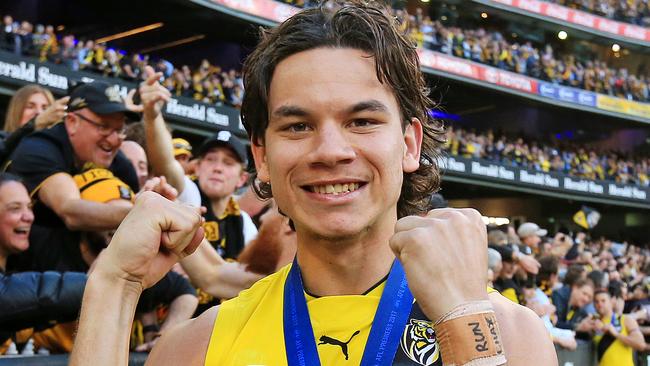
[434,302,507,366]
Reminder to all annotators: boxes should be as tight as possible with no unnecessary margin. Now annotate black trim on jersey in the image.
[77,177,110,192]
[304,273,390,299]
[597,333,616,361]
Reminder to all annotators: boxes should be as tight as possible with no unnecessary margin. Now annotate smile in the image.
[309,182,361,195]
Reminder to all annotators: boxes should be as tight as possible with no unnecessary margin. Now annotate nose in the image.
[106,131,123,146]
[307,121,356,167]
[22,208,35,224]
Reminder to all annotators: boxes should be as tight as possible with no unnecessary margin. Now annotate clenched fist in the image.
[96,191,204,290]
[389,208,489,322]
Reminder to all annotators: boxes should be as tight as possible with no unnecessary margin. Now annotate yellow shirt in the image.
[205,264,443,365]
[594,314,634,366]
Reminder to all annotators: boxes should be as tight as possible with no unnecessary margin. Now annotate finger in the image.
[160,205,203,254]
[57,96,70,105]
[181,226,205,258]
[394,215,429,233]
[144,66,163,86]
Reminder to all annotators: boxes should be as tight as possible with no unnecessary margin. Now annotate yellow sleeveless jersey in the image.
[594,314,634,366]
[205,264,446,365]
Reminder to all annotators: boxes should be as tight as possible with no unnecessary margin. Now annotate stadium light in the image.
[481,12,488,19]
[482,216,510,226]
[95,23,164,44]
[557,30,568,40]
[612,44,621,52]
[421,0,430,2]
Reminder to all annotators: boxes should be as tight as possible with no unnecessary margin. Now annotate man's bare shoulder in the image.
[489,291,558,366]
[146,306,219,366]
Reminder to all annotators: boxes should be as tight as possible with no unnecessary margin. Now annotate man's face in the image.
[197,147,246,201]
[120,141,149,187]
[66,109,126,168]
[522,234,541,248]
[252,48,422,241]
[570,284,594,309]
[594,293,612,316]
[0,181,34,255]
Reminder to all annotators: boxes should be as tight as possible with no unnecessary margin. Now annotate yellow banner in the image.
[596,95,650,119]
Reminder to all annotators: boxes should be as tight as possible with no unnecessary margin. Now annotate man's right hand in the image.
[95,191,204,290]
[138,65,172,121]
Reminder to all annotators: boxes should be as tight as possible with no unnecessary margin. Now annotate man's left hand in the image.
[390,208,489,322]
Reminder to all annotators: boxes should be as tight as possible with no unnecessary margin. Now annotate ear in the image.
[250,141,270,183]
[64,113,79,136]
[237,170,249,189]
[402,117,423,174]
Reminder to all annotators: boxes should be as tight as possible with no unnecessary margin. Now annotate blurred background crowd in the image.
[1,14,245,108]
[545,0,650,26]
[0,0,649,364]
[446,126,650,186]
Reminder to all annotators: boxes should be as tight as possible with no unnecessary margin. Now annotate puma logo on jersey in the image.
[318,330,360,360]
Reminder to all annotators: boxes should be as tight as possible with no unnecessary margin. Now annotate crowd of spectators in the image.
[401,11,650,103]
[445,126,650,187]
[487,221,650,363]
[544,0,650,26]
[1,2,649,361]
[0,14,245,108]
[277,1,650,103]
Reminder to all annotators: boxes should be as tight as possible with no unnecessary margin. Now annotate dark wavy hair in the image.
[241,0,445,218]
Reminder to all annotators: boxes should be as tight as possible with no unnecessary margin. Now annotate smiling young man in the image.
[71,3,555,365]
[6,81,140,272]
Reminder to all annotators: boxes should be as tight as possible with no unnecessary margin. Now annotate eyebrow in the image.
[271,105,308,119]
[271,99,389,119]
[346,100,389,114]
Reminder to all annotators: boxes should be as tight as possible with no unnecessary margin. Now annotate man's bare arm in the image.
[180,239,263,299]
[70,193,204,366]
[139,66,185,193]
[615,316,646,350]
[146,306,219,365]
[491,292,558,366]
[70,265,141,366]
[160,294,199,333]
[39,173,130,231]
[144,113,185,193]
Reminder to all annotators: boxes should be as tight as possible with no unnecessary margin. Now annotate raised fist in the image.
[390,208,489,322]
[96,191,204,289]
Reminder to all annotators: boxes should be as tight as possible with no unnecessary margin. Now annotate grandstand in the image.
[1,0,649,365]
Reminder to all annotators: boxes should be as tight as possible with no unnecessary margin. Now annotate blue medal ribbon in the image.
[283,258,414,366]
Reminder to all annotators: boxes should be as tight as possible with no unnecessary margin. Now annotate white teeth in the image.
[311,182,360,195]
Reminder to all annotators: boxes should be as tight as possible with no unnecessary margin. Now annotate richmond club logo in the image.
[400,319,439,366]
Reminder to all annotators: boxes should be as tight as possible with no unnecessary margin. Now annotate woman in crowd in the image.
[2,84,66,133]
[1,84,69,165]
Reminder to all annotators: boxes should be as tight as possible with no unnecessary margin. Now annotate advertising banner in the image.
[209,0,297,23]
[488,0,650,42]
[439,155,650,206]
[0,51,245,136]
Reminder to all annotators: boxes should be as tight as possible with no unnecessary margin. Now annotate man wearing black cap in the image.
[137,67,258,312]
[6,81,140,272]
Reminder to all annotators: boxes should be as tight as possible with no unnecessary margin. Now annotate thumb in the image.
[58,96,71,105]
